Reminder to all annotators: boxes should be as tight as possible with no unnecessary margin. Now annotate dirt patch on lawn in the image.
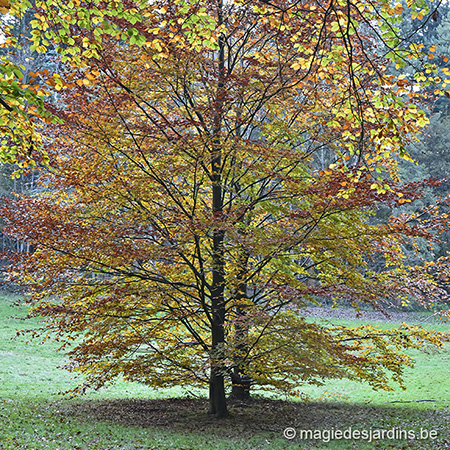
[57,396,450,449]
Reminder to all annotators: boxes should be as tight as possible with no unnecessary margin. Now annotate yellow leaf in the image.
[0,0,9,14]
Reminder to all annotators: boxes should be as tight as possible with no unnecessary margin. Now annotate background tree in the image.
[0,1,60,270]
[368,0,450,276]
[2,0,450,418]
[0,0,54,166]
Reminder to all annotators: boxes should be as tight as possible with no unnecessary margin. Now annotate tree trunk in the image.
[230,368,251,400]
[208,0,228,418]
[230,251,251,401]
[209,364,228,417]
[229,310,251,401]
[209,229,227,418]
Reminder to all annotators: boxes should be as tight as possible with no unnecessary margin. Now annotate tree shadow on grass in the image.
[60,397,450,445]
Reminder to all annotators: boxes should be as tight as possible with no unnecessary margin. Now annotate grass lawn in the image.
[0,294,449,449]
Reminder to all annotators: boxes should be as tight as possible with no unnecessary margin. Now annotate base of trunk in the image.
[208,370,228,418]
[230,384,251,401]
[230,372,251,401]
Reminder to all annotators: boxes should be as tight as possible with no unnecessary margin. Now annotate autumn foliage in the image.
[2,0,450,417]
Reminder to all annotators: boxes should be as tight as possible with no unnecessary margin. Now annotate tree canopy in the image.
[2,0,450,418]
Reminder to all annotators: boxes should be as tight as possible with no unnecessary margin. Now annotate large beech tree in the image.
[3,0,450,417]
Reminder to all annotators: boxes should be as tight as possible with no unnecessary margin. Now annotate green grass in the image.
[0,295,449,449]
[300,314,450,405]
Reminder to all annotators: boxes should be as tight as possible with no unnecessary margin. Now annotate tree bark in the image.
[230,368,251,400]
[209,227,227,417]
[209,370,227,415]
[208,0,227,418]
[230,255,251,401]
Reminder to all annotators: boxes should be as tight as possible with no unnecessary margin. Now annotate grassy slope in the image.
[0,295,449,450]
